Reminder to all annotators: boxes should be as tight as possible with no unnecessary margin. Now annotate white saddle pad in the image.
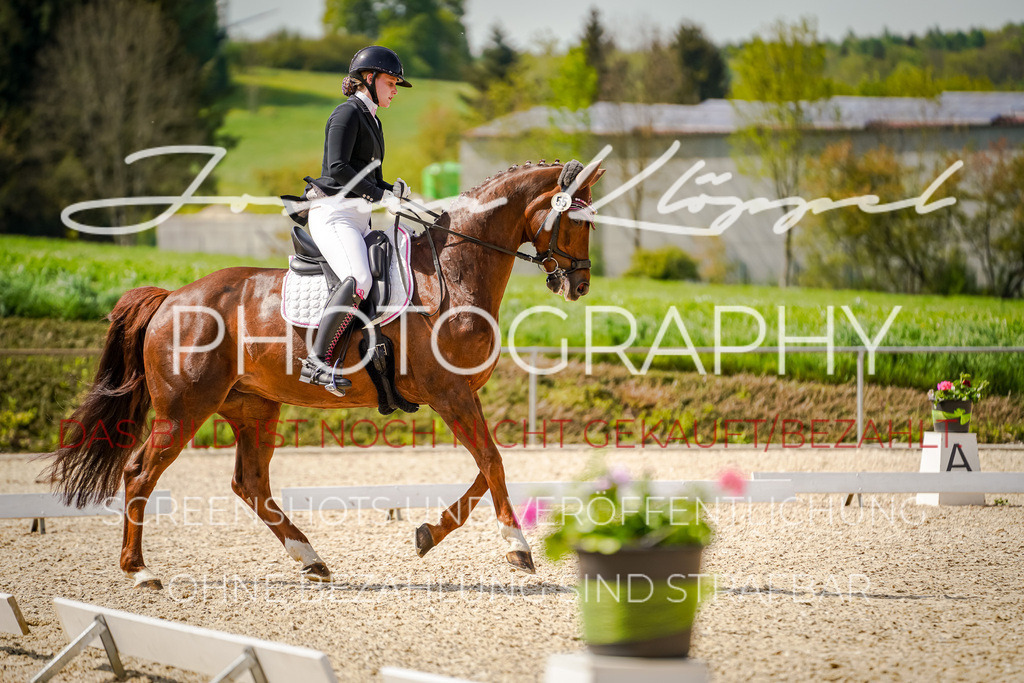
[281,224,414,329]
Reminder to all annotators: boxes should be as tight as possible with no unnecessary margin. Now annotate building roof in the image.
[466,92,1024,138]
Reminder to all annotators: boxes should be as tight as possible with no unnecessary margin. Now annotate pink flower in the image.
[519,497,545,529]
[717,469,747,497]
[609,465,631,486]
[937,381,953,391]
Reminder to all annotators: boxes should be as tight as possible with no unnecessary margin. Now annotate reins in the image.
[391,184,595,317]
[393,203,552,269]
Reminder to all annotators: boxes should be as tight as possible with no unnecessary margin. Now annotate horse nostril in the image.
[576,281,589,297]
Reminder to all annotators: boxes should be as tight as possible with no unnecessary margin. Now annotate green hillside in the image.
[218,68,473,200]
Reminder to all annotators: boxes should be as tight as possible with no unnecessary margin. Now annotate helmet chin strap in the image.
[358,72,379,105]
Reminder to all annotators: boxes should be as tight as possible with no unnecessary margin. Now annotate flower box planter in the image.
[576,546,704,658]
[931,399,972,433]
[544,466,725,662]
[927,374,986,434]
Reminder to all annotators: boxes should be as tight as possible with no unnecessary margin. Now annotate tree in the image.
[29,0,211,243]
[801,141,968,295]
[961,142,1024,298]
[580,7,613,99]
[154,0,230,130]
[730,17,832,286]
[324,0,380,37]
[671,22,728,102]
[464,25,525,121]
[1,0,85,234]
[602,29,681,251]
[1,0,226,236]
[323,0,470,79]
[550,45,598,111]
[478,25,519,84]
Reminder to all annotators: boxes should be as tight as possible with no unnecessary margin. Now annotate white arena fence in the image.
[278,473,1024,516]
[279,480,796,515]
[0,490,173,534]
[0,593,30,636]
[33,597,337,683]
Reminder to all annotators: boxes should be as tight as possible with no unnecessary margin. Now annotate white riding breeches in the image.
[308,197,374,298]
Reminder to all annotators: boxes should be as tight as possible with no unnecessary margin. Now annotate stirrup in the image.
[300,355,352,394]
[325,358,345,396]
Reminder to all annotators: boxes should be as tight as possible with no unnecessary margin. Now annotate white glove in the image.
[381,189,402,214]
[393,178,411,199]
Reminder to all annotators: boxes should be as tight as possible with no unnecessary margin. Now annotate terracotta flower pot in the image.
[576,545,704,658]
[931,399,972,433]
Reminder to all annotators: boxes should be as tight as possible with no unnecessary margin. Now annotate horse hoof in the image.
[127,568,163,590]
[506,551,536,575]
[415,524,435,558]
[301,562,332,582]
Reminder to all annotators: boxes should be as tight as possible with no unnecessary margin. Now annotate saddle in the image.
[284,225,418,415]
[289,225,391,322]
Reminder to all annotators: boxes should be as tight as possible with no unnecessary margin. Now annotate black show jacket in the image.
[308,95,394,202]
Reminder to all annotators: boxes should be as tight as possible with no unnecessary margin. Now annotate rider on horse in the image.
[299,46,412,391]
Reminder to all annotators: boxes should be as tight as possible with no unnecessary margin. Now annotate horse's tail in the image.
[43,286,170,508]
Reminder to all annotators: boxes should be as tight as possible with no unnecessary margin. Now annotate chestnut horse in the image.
[45,160,604,588]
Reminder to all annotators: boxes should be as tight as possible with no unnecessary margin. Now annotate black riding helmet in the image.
[349,46,412,104]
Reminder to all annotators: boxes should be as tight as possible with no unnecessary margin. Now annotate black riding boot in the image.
[300,277,363,393]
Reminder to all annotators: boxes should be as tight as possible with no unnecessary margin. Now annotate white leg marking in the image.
[498,522,531,553]
[126,567,159,587]
[285,538,324,565]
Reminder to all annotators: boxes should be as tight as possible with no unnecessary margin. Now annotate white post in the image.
[528,350,538,447]
[856,349,864,443]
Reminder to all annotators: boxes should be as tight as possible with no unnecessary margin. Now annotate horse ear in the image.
[574,160,604,190]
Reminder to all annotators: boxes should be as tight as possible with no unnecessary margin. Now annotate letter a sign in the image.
[946,443,972,471]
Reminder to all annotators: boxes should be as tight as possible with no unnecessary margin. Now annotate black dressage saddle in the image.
[289,225,392,322]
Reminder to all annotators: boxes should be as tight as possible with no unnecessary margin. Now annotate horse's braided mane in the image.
[461,159,563,197]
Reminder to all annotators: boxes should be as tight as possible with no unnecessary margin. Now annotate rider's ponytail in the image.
[342,76,359,97]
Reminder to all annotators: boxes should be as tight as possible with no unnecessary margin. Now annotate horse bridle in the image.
[531,192,594,276]
[393,191,596,277]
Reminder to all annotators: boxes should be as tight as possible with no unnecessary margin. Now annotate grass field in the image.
[217,68,473,199]
[0,235,281,320]
[3,235,1022,451]
[2,234,1023,394]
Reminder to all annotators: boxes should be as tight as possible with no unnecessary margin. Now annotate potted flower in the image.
[541,466,723,658]
[928,372,988,433]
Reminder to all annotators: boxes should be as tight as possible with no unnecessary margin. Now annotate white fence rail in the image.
[752,471,1024,494]
[280,480,796,512]
[35,598,337,683]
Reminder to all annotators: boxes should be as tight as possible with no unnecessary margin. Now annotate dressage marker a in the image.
[33,598,337,683]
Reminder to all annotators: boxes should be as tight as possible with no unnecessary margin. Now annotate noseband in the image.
[532,192,595,277]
